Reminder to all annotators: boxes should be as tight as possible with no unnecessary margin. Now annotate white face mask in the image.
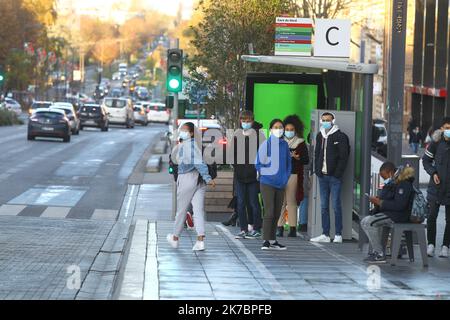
[271,129,284,138]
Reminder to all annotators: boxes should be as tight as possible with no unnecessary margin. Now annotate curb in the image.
[75,184,140,300]
[145,155,162,173]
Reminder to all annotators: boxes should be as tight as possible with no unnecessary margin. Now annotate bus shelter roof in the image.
[241,55,378,75]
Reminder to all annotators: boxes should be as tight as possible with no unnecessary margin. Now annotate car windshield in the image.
[32,102,52,109]
[35,112,64,119]
[151,105,166,112]
[53,108,73,116]
[105,99,126,108]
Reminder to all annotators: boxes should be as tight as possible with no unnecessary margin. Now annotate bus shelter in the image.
[241,55,378,246]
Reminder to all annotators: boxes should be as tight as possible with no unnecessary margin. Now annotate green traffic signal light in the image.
[0,75,4,82]
[166,49,183,93]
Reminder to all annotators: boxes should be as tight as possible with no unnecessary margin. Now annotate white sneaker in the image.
[439,246,449,258]
[310,234,331,243]
[427,244,435,257]
[166,234,179,249]
[333,235,343,243]
[192,240,205,251]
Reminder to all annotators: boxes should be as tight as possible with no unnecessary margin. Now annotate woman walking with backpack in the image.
[167,122,215,251]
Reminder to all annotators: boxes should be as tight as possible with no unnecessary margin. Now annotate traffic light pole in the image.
[171,39,180,220]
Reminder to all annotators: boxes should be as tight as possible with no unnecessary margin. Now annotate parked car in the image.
[28,108,71,142]
[103,97,134,128]
[2,98,22,115]
[148,102,170,124]
[372,119,388,158]
[29,101,53,115]
[50,102,80,135]
[133,104,149,126]
[78,104,109,132]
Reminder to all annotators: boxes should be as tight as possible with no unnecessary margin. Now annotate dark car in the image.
[28,108,71,142]
[78,104,109,131]
[110,88,122,98]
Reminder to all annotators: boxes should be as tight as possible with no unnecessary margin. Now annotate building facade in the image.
[409,0,449,134]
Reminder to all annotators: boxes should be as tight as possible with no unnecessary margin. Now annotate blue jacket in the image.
[177,139,212,183]
[255,136,292,189]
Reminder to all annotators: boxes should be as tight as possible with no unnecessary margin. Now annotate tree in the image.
[189,0,294,127]
[291,0,352,20]
[92,39,120,67]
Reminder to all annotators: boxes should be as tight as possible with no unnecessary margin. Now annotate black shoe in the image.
[276,226,284,237]
[298,224,308,233]
[261,241,271,250]
[222,213,238,227]
[288,227,297,237]
[364,252,387,264]
[269,241,287,251]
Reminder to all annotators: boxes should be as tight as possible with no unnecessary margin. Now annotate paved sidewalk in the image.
[117,183,450,300]
[119,220,450,300]
[0,216,114,300]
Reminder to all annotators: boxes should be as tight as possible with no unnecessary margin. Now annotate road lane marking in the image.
[216,225,294,300]
[91,209,119,221]
[41,206,71,219]
[0,205,26,216]
[143,222,159,300]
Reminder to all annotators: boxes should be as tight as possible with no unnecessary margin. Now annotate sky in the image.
[58,0,194,20]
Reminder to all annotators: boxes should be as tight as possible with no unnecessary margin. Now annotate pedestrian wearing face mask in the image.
[310,112,350,244]
[167,122,216,252]
[276,115,309,238]
[423,117,450,258]
[256,119,292,250]
[229,110,265,239]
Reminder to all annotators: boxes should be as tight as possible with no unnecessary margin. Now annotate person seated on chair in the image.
[361,162,415,264]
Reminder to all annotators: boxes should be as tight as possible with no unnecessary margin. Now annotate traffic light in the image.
[166,49,183,93]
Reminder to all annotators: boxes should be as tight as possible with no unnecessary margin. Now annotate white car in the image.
[3,98,22,115]
[112,72,121,81]
[50,102,80,135]
[103,97,135,128]
[148,102,170,124]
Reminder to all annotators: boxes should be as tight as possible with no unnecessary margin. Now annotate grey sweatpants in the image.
[361,213,394,254]
[173,170,207,238]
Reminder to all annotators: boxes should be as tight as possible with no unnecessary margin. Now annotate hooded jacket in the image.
[314,125,350,179]
[230,121,265,183]
[284,135,309,203]
[423,130,450,205]
[379,166,415,223]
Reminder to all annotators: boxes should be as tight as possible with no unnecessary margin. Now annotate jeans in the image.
[299,196,309,225]
[318,175,343,236]
[361,213,394,254]
[427,201,450,247]
[236,181,262,232]
[410,143,419,154]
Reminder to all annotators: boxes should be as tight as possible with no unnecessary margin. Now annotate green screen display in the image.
[253,83,318,138]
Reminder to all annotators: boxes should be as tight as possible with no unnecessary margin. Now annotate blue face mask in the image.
[444,130,450,139]
[179,131,191,141]
[321,121,332,130]
[285,131,295,139]
[384,178,392,185]
[241,122,252,130]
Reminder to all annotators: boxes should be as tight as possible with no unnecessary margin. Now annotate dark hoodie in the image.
[379,166,415,223]
[230,121,265,183]
[423,130,450,205]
